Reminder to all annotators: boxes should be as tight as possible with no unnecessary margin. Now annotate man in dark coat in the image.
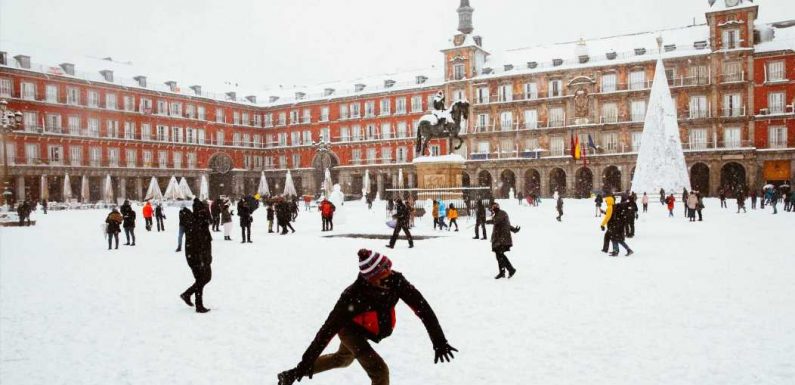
[486,203,520,279]
[122,204,136,246]
[385,198,413,249]
[17,201,31,226]
[472,200,487,240]
[237,199,253,243]
[176,205,192,252]
[625,194,638,238]
[179,198,212,313]
[155,203,166,232]
[277,249,456,385]
[210,198,222,232]
[555,195,564,221]
[606,200,633,256]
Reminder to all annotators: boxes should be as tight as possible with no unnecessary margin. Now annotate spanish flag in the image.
[573,135,582,160]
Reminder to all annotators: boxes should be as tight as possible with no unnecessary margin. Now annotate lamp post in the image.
[1,99,24,208]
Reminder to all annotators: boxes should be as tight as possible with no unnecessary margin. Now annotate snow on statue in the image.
[631,37,690,194]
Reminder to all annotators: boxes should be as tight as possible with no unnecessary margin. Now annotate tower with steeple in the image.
[457,0,474,34]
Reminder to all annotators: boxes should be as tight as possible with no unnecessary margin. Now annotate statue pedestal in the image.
[413,154,465,202]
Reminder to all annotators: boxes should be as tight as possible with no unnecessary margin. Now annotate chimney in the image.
[323,88,335,97]
[268,96,280,103]
[415,75,428,85]
[354,83,366,92]
[0,52,7,66]
[164,81,178,92]
[14,55,30,69]
[503,64,514,71]
[295,92,306,100]
[100,70,114,82]
[226,91,236,101]
[190,85,202,95]
[384,79,396,88]
[473,36,483,47]
[246,95,257,103]
[527,61,538,69]
[60,63,75,75]
[133,76,147,88]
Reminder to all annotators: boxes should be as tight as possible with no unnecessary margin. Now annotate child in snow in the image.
[641,192,649,213]
[666,194,675,217]
[142,201,154,231]
[447,203,459,231]
[277,249,456,385]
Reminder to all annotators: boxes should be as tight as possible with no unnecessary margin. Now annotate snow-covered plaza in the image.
[1,199,793,385]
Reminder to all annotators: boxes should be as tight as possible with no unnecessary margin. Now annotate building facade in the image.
[0,0,793,204]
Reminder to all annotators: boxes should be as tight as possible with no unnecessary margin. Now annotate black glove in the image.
[510,226,520,233]
[434,343,458,363]
[601,225,605,231]
[277,369,297,385]
[294,361,314,382]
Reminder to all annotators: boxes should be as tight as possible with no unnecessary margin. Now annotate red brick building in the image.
[0,0,792,203]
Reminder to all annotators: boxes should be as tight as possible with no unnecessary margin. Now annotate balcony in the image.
[685,108,712,120]
[669,76,711,88]
[720,107,746,118]
[720,71,746,84]
[757,105,794,117]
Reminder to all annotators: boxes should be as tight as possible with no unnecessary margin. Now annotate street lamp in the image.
[1,99,24,208]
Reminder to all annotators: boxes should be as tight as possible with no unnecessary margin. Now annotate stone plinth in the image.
[413,154,466,201]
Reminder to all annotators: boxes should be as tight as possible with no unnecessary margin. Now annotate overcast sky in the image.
[1,0,792,92]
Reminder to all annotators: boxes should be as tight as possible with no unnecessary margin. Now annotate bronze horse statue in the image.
[415,100,470,156]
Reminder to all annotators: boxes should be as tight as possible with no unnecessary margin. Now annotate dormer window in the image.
[722,29,740,49]
[453,63,465,80]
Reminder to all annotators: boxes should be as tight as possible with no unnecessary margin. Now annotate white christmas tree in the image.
[631,38,691,194]
[283,170,297,197]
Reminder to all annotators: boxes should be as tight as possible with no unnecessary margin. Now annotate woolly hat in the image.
[357,249,392,280]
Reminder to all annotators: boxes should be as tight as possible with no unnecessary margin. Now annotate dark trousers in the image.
[697,209,703,221]
[626,218,635,236]
[611,239,632,254]
[124,227,136,244]
[183,262,212,309]
[475,221,486,239]
[212,216,220,231]
[280,220,294,234]
[144,217,152,230]
[177,226,185,249]
[107,232,119,249]
[388,221,413,247]
[322,216,333,231]
[602,231,610,252]
[495,251,515,275]
[556,208,563,220]
[156,217,165,231]
[751,198,757,209]
[449,218,458,231]
[720,199,727,208]
[312,327,389,385]
[241,224,251,241]
[642,203,648,212]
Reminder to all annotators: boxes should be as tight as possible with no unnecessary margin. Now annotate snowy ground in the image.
[1,198,793,385]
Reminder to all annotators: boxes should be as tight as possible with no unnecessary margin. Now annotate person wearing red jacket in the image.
[319,198,336,231]
[142,201,154,231]
[277,249,456,385]
[666,194,676,217]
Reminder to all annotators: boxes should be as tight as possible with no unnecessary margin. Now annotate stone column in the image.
[135,178,143,201]
[620,164,632,193]
[376,173,384,198]
[408,173,415,189]
[233,174,244,197]
[709,162,721,197]
[514,168,526,195]
[119,178,127,200]
[16,175,25,202]
[539,168,549,197]
[194,176,202,197]
[40,175,49,201]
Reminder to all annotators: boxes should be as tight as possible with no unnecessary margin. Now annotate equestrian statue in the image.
[415,91,469,156]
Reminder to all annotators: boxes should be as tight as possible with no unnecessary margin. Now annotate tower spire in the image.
[457,0,474,34]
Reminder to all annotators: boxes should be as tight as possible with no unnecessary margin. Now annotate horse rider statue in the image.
[415,90,469,156]
[431,91,453,133]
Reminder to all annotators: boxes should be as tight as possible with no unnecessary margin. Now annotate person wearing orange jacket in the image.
[142,201,154,231]
[600,194,614,253]
[446,203,459,231]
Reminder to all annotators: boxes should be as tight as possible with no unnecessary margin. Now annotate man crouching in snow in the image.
[278,249,457,385]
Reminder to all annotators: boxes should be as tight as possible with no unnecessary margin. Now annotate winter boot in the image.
[472,236,479,239]
[609,252,619,257]
[180,292,194,307]
[175,248,181,252]
[626,250,634,257]
[508,268,517,278]
[494,271,506,279]
[385,244,394,249]
[195,295,210,313]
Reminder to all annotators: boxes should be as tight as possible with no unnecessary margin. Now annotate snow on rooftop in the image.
[755,21,795,53]
[706,0,759,13]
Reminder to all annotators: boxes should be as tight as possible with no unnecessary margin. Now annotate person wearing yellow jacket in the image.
[446,203,459,231]
[600,195,614,253]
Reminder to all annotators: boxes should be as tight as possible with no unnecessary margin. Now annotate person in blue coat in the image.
[437,200,447,229]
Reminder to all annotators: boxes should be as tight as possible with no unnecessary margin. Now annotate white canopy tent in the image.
[40,175,49,201]
[62,173,72,202]
[199,175,209,201]
[163,176,184,201]
[283,170,297,197]
[323,168,333,198]
[178,177,194,199]
[103,175,114,203]
[81,175,90,202]
[145,177,163,201]
[257,171,270,197]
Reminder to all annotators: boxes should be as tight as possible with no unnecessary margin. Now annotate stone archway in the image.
[549,168,567,196]
[478,170,494,199]
[602,165,622,193]
[575,167,594,198]
[311,148,340,195]
[208,152,234,198]
[499,169,516,198]
[524,169,541,196]
[690,163,710,195]
[720,162,746,197]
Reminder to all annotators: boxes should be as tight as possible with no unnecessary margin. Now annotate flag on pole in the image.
[570,133,576,159]
[587,134,597,151]
[582,136,588,166]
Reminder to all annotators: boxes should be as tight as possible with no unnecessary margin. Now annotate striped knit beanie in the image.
[357,249,392,280]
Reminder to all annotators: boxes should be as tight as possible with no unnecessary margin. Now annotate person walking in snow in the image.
[682,188,689,216]
[122,203,136,246]
[105,208,122,250]
[719,189,727,209]
[266,203,275,233]
[446,203,459,231]
[641,192,649,213]
[179,198,212,314]
[625,194,638,237]
[210,198,221,232]
[604,199,633,257]
[320,198,336,231]
[176,205,191,252]
[432,200,440,230]
[386,198,413,249]
[155,203,166,232]
[594,194,603,217]
[555,195,564,222]
[437,200,448,230]
[687,192,698,222]
[221,199,233,241]
[659,188,666,206]
[750,190,758,209]
[600,194,615,253]
[770,189,780,214]
[696,191,704,221]
[486,202,520,279]
[237,198,253,243]
[736,191,747,213]
[473,199,487,240]
[666,194,675,217]
[142,201,153,231]
[277,249,456,385]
